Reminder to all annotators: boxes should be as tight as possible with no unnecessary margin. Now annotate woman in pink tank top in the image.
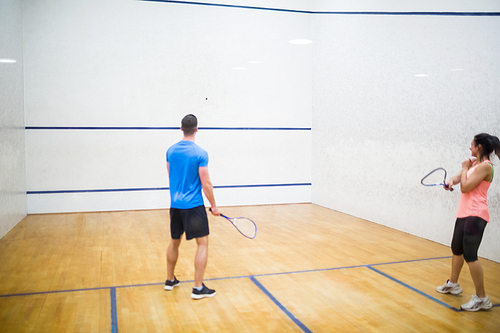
[436,133,500,311]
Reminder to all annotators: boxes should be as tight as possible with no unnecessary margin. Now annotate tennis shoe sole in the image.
[191,291,216,299]
[461,295,493,312]
[164,279,180,290]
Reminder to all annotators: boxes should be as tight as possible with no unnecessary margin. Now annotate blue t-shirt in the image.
[166,140,208,209]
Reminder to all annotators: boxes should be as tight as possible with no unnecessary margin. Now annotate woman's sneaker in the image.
[191,284,216,299]
[461,295,493,311]
[436,280,462,295]
[164,277,180,290]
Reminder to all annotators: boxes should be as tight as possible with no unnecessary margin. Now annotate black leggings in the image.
[451,217,487,262]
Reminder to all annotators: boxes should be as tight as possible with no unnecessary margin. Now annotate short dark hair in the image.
[181,114,197,135]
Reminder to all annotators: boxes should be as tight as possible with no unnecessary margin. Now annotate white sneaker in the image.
[461,295,493,312]
[436,280,463,295]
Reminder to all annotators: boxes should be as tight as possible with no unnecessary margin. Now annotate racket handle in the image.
[209,208,223,215]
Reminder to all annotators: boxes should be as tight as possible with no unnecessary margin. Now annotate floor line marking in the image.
[0,256,452,298]
[367,266,461,312]
[110,288,118,333]
[250,276,312,333]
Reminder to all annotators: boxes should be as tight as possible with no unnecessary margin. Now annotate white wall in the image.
[24,0,312,213]
[312,6,500,262]
[0,0,27,239]
[21,0,500,262]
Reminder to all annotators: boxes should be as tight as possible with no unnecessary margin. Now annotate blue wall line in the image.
[25,126,311,131]
[250,276,312,333]
[140,0,311,13]
[310,11,500,16]
[27,187,170,195]
[139,0,500,16]
[26,183,312,195]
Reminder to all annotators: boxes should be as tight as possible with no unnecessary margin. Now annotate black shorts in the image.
[170,205,209,240]
[451,216,487,262]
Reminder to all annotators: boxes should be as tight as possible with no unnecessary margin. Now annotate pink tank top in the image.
[456,160,492,222]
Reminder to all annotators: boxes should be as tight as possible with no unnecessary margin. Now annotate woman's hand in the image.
[443,181,454,191]
[460,160,491,193]
[462,158,473,170]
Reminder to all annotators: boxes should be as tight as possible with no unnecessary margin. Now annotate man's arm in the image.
[199,167,220,215]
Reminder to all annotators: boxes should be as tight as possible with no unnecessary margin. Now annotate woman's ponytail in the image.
[492,135,500,160]
[474,133,500,161]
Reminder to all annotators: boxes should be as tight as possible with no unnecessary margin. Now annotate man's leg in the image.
[194,236,208,288]
[167,238,182,281]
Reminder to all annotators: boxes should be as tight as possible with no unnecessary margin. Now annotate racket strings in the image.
[231,217,257,239]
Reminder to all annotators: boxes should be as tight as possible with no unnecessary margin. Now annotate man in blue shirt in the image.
[164,114,220,299]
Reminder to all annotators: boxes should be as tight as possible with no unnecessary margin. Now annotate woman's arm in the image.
[460,160,492,193]
[445,171,462,190]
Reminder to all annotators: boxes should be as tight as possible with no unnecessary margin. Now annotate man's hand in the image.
[209,207,220,216]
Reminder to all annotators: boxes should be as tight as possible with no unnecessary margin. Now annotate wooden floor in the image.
[0,204,499,332]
